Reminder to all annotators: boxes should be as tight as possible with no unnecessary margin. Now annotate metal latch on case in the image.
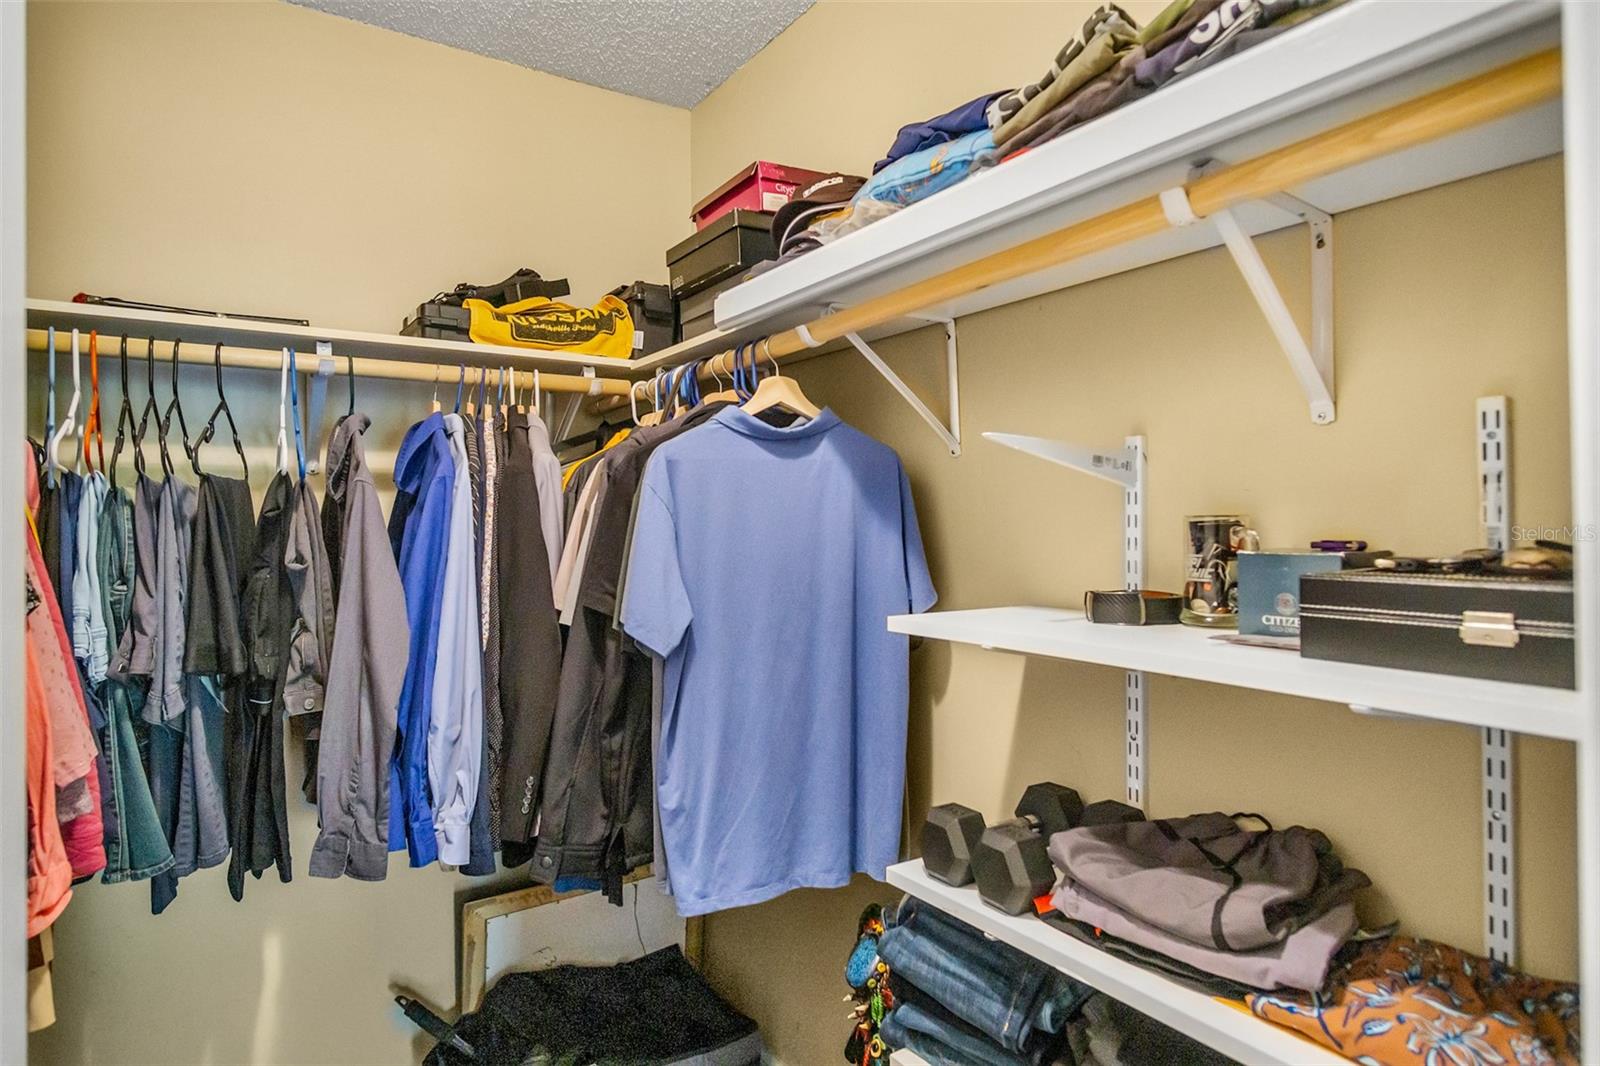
[1459,611,1520,648]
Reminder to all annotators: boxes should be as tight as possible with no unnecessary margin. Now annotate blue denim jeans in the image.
[881,1001,1034,1066]
[880,895,1092,1052]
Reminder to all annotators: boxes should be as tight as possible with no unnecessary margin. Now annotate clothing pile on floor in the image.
[425,946,762,1066]
[760,0,1346,272]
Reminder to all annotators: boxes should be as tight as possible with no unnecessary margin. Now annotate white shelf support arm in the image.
[1161,185,1336,425]
[842,326,962,456]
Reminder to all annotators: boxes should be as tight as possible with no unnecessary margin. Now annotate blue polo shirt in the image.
[622,407,936,916]
[387,413,455,867]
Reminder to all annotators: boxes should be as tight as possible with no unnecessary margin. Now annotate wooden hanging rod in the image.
[678,47,1561,386]
[24,330,632,398]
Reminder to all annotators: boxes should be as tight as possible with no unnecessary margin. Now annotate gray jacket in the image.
[308,414,409,881]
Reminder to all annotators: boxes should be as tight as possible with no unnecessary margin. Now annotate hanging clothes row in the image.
[23,329,933,929]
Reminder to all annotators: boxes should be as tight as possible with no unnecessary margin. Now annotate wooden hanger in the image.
[701,352,739,406]
[742,336,819,419]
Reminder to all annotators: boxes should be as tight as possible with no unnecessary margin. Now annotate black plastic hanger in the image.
[108,335,139,490]
[135,337,167,479]
[346,354,356,416]
[160,337,198,477]
[198,341,248,478]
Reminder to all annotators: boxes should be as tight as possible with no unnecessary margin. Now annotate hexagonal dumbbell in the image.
[1080,799,1145,827]
[971,783,1083,915]
[921,803,986,886]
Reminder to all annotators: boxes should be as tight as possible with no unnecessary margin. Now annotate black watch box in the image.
[1299,569,1574,689]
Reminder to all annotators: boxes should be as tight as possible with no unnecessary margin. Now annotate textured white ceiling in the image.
[288,0,815,108]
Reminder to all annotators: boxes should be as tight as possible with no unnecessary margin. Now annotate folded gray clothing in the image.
[1048,812,1369,952]
[1053,877,1356,991]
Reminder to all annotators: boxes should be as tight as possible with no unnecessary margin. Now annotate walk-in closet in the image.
[3,1,1596,1064]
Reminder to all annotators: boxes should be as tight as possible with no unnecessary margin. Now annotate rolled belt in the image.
[1083,589,1184,626]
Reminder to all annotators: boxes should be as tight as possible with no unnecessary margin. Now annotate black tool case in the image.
[400,301,473,341]
[608,281,676,354]
[1299,568,1575,688]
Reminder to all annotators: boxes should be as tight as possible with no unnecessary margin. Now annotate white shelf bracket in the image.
[842,327,961,456]
[1477,394,1517,965]
[1161,184,1336,425]
[983,431,1149,809]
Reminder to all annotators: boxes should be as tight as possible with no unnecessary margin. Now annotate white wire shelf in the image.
[888,607,1582,741]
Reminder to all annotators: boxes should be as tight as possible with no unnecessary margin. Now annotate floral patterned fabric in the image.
[1248,936,1579,1065]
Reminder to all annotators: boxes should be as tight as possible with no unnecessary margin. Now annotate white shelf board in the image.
[889,607,1582,741]
[714,0,1560,335]
[25,298,638,378]
[885,860,1347,1066]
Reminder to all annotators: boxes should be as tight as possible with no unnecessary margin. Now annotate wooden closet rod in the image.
[24,330,633,397]
[682,47,1561,386]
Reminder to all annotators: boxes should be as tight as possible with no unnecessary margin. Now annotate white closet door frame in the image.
[0,0,27,1058]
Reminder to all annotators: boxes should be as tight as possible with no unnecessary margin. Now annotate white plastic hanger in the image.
[639,369,667,427]
[47,328,82,478]
[629,377,652,426]
[742,336,819,420]
[276,347,291,474]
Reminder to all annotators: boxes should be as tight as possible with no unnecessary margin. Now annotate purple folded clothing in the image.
[1052,878,1355,991]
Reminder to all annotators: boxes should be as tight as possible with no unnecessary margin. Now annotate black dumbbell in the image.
[971,783,1083,915]
[922,803,986,886]
[1080,799,1145,827]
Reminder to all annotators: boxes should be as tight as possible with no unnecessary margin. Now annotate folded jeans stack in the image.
[877,894,1092,1065]
[1045,812,1370,993]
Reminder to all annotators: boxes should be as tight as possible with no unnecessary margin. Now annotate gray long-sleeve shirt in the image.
[308,414,410,881]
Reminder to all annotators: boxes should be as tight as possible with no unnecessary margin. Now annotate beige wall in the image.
[28,0,691,330]
[689,4,1579,1064]
[25,3,688,1064]
[23,2,1581,1065]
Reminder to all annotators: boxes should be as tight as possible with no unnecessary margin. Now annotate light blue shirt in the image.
[622,407,936,916]
[429,414,484,865]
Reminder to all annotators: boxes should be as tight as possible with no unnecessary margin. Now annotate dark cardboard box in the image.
[1299,568,1574,688]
